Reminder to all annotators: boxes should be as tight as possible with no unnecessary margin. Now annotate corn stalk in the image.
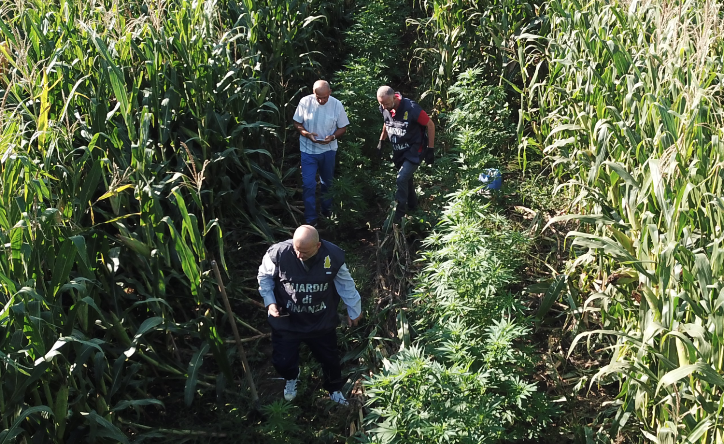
[521,0,724,440]
[0,0,343,440]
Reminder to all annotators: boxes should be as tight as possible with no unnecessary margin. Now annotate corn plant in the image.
[408,0,543,106]
[521,0,724,440]
[0,0,347,440]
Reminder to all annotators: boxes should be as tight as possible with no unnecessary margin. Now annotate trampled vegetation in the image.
[1,0,723,442]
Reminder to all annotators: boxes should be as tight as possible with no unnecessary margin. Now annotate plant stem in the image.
[211,260,259,405]
[117,417,227,437]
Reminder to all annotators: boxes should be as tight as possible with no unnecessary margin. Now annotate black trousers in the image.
[271,329,344,392]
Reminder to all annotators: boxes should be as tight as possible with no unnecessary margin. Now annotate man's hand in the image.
[425,147,435,165]
[267,303,281,317]
[304,131,319,142]
[347,313,362,327]
[376,140,385,159]
[315,135,334,145]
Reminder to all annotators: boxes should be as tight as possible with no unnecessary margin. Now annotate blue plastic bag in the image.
[478,168,502,191]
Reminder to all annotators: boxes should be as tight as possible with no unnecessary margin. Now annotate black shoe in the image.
[321,209,332,218]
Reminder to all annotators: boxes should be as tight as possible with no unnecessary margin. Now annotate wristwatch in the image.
[332,134,336,140]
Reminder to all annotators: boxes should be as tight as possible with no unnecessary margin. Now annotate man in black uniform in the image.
[376,85,436,222]
[257,225,362,405]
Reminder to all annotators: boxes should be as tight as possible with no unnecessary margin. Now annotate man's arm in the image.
[334,264,362,326]
[426,118,435,148]
[293,120,317,141]
[333,126,347,139]
[257,253,281,316]
[292,100,315,140]
[334,103,350,140]
[376,125,389,159]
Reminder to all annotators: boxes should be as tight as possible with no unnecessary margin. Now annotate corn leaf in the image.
[185,341,210,407]
[535,275,566,321]
[111,398,165,412]
[161,216,201,298]
[81,411,130,444]
[0,406,54,444]
[133,317,164,343]
[655,361,724,396]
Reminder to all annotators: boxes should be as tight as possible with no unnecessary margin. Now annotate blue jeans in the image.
[395,160,419,212]
[301,150,336,224]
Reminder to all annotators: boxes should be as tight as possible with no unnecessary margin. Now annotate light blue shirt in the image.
[293,95,350,154]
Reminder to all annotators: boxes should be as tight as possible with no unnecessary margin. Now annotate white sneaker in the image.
[329,390,349,406]
[284,371,299,401]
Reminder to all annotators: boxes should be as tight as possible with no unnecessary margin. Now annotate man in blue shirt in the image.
[293,81,350,226]
[257,225,362,405]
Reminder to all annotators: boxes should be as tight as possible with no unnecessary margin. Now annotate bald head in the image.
[294,225,319,244]
[313,80,330,94]
[292,225,321,261]
[313,80,331,105]
[377,85,397,111]
[376,85,395,99]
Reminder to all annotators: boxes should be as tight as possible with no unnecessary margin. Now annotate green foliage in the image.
[408,0,544,106]
[364,190,556,442]
[446,70,515,186]
[365,345,505,443]
[448,70,514,153]
[341,0,410,72]
[0,0,349,440]
[363,68,556,444]
[326,139,373,227]
[326,0,412,227]
[259,401,303,444]
[520,0,724,439]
